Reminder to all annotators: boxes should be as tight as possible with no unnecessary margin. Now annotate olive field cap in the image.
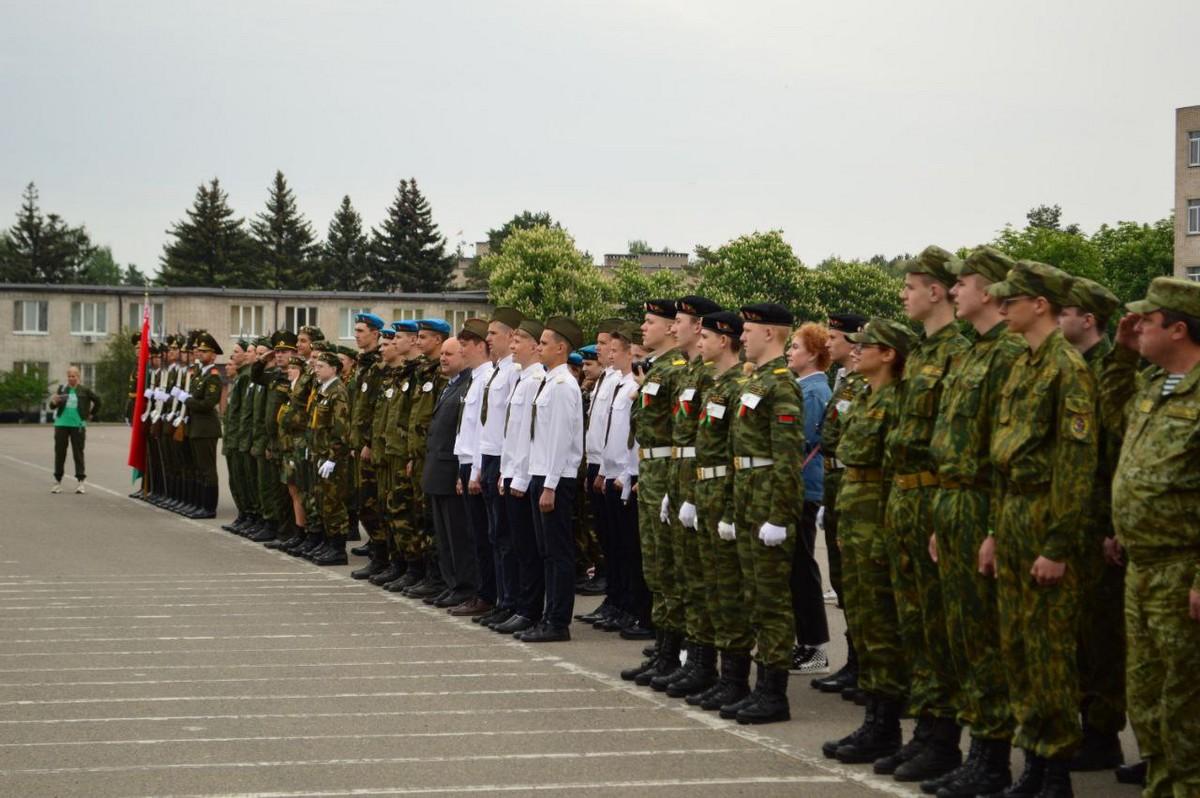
[1065,277,1120,319]
[847,317,918,357]
[951,246,1015,284]
[903,245,961,288]
[612,321,640,344]
[336,345,358,358]
[1126,276,1200,319]
[545,316,584,350]
[460,318,490,341]
[517,318,545,340]
[597,317,624,335]
[986,260,1075,306]
[491,307,525,329]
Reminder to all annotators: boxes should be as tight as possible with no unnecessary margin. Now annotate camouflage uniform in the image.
[377,358,419,557]
[884,321,970,721]
[837,381,906,700]
[729,355,804,670]
[407,355,446,553]
[281,366,317,531]
[350,349,384,542]
[311,375,351,533]
[1103,277,1200,796]
[821,369,866,602]
[673,356,715,644]
[632,347,689,633]
[991,328,1097,759]
[930,321,1026,740]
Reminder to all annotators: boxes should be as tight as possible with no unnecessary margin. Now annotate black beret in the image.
[676,296,722,318]
[644,299,677,320]
[827,313,868,333]
[701,311,744,339]
[740,303,794,327]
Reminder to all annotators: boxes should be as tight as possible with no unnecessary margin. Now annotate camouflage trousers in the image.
[356,458,384,543]
[696,475,748,652]
[839,478,907,700]
[885,483,957,720]
[1125,558,1200,798]
[1077,535,1126,736]
[407,455,435,554]
[315,461,349,534]
[933,486,1013,740]
[636,457,683,633]
[676,459,711,645]
[995,489,1081,760]
[733,467,796,671]
[823,469,844,603]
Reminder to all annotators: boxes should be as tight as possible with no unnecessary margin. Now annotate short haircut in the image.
[793,323,832,371]
[1160,309,1200,345]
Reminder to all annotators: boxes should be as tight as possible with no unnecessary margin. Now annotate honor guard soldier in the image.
[349,313,385,550]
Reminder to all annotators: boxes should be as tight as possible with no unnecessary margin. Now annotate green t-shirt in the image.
[54,388,85,428]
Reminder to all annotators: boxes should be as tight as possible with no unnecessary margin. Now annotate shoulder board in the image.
[672,359,687,366]
[920,365,944,377]
[555,376,565,383]
[772,368,789,375]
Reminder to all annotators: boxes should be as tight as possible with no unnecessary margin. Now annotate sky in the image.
[0,0,1193,277]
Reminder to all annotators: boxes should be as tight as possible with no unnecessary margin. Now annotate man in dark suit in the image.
[421,336,480,609]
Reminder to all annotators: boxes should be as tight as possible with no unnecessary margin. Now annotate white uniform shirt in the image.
[477,354,521,461]
[454,361,494,471]
[528,363,584,490]
[601,370,639,483]
[585,366,619,466]
[499,362,545,494]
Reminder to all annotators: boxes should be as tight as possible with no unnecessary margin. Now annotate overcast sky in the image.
[1,0,1193,277]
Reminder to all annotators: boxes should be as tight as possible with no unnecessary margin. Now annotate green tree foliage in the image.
[694,231,823,321]
[249,171,318,290]
[486,211,561,256]
[604,258,687,319]
[1025,203,1081,235]
[370,178,455,293]
[811,258,905,321]
[159,178,255,287]
[483,226,610,334]
[0,368,50,418]
[1091,217,1174,304]
[94,327,137,422]
[122,264,148,286]
[318,196,371,292]
[0,183,95,284]
[991,222,1104,282]
[81,246,121,285]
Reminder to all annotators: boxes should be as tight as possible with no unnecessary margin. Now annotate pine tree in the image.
[249,170,318,290]
[1,182,94,284]
[159,178,255,287]
[370,178,455,293]
[319,196,371,291]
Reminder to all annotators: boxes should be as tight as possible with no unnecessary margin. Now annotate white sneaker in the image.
[75,480,86,494]
[791,645,830,674]
[51,481,62,494]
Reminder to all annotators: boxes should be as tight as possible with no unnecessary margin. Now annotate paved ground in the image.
[0,425,1139,797]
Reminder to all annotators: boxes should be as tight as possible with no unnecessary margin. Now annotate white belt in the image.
[697,465,728,481]
[673,446,697,459]
[640,446,673,460]
[733,456,775,470]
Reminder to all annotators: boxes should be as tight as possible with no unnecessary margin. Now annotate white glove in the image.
[169,386,181,399]
[759,522,788,547]
[816,505,826,532]
[154,389,171,403]
[143,388,153,399]
[318,459,336,479]
[171,415,184,428]
[660,494,670,523]
[178,391,191,403]
[678,501,698,529]
[718,521,736,541]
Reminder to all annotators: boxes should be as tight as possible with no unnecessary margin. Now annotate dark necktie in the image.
[481,365,500,425]
[530,377,549,442]
[503,375,523,436]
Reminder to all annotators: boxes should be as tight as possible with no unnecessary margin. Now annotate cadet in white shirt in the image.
[580,319,624,603]
[519,316,585,643]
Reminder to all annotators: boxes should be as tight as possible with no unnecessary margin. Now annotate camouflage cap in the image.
[545,316,583,350]
[315,351,341,371]
[986,260,1076,305]
[286,355,307,368]
[612,320,640,344]
[1126,276,1200,320]
[1065,277,1120,320]
[252,335,271,348]
[298,325,324,341]
[336,345,358,359]
[310,340,334,353]
[597,317,625,335]
[903,245,960,287]
[952,246,1015,284]
[847,317,918,357]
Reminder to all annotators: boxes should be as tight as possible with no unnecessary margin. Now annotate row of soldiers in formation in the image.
[126,248,1200,798]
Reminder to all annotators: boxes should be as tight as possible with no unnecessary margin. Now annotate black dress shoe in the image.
[475,607,509,625]
[422,588,452,605]
[620,621,655,640]
[520,624,570,643]
[577,576,607,596]
[434,592,473,609]
[493,614,534,634]
[1114,760,1147,786]
[313,546,348,566]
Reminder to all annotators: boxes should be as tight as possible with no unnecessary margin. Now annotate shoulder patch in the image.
[773,367,789,375]
[672,359,687,366]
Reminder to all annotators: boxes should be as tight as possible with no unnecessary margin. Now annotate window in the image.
[1190,200,1200,236]
[1187,267,1200,283]
[70,362,97,386]
[284,305,317,332]
[340,306,373,339]
[230,304,266,337]
[70,301,108,335]
[393,307,424,322]
[12,300,48,333]
[443,308,477,333]
[128,302,165,338]
[13,361,49,380]
[1191,131,1200,167]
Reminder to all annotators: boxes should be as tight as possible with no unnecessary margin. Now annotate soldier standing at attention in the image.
[1103,277,1200,798]
[925,247,1026,797]
[354,324,402,579]
[375,321,424,590]
[310,351,352,563]
[812,313,868,696]
[719,302,805,725]
[349,314,386,560]
[1059,277,1129,773]
[219,341,251,530]
[987,261,1098,798]
[181,332,224,519]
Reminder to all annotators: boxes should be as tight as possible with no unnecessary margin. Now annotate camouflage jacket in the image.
[1105,345,1200,585]
[370,363,399,454]
[1081,337,1122,540]
[633,347,688,449]
[407,355,447,463]
[931,322,1026,487]
[885,321,970,477]
[383,359,422,459]
[690,363,745,512]
[281,368,315,446]
[729,355,805,527]
[349,348,383,451]
[837,380,900,556]
[310,377,351,463]
[672,355,715,498]
[991,328,1098,561]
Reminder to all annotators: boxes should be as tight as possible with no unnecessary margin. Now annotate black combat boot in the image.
[352,542,390,580]
[221,513,247,533]
[700,651,751,711]
[922,735,980,795]
[667,644,718,698]
[813,632,858,691]
[1068,725,1123,771]
[875,713,935,775]
[291,528,325,557]
[635,631,682,687]
[823,695,878,758]
[836,696,902,764]
[983,750,1044,798]
[1034,758,1072,798]
[370,556,406,586]
[736,666,790,725]
[621,630,664,681]
[650,641,696,692]
[389,557,425,591]
[266,525,304,551]
[313,535,348,566]
[894,716,962,781]
[719,661,767,720]
[938,738,1011,797]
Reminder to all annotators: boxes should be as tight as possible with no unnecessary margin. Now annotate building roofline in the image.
[0,283,489,303]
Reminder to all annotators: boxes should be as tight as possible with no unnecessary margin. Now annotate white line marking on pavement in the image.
[0,620,411,632]
[0,643,506,658]
[0,611,391,623]
[0,671,556,688]
[0,687,597,707]
[0,657,546,674]
[3,630,466,643]
[0,705,646,725]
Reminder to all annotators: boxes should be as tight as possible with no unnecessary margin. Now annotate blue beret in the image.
[392,320,419,333]
[417,318,452,336]
[355,312,385,331]
[578,344,599,361]
[379,327,396,339]
[567,351,583,367]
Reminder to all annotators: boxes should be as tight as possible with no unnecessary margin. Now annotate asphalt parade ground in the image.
[0,425,1137,797]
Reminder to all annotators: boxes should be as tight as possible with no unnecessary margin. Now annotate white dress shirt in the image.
[585,366,619,466]
[499,362,545,494]
[454,360,494,472]
[528,362,583,491]
[476,354,521,461]
[600,370,638,482]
